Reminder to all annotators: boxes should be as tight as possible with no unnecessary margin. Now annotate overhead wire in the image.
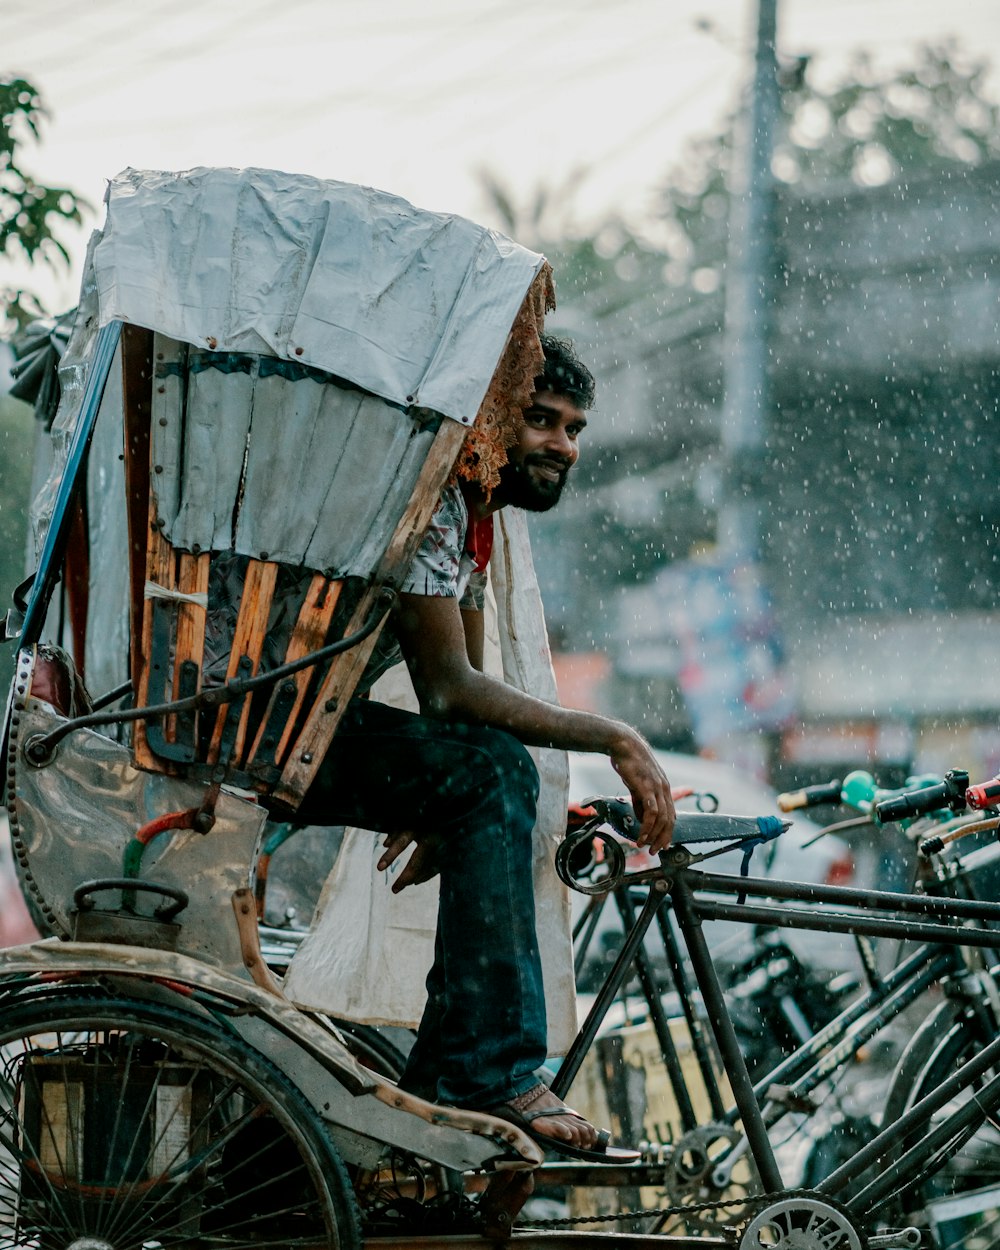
[6,0,335,104]
[10,0,979,136]
[250,0,715,136]
[6,0,996,264]
[7,0,725,113]
[2,0,209,77]
[239,8,730,162]
[16,0,729,148]
[9,0,539,91]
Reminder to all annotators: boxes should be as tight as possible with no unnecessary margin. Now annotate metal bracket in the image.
[247,679,300,785]
[144,599,198,764]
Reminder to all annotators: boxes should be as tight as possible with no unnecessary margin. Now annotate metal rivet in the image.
[206,336,217,349]
[159,417,168,426]
[294,346,304,356]
[260,551,269,560]
[154,465,163,474]
[157,386,166,394]
[302,752,313,764]
[325,699,338,713]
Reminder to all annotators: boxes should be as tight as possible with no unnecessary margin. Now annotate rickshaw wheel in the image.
[0,991,361,1249]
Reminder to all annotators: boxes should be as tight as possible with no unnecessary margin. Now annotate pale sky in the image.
[5,0,1000,314]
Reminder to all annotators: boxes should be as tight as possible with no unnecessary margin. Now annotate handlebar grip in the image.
[875,769,969,823]
[777,779,843,812]
[966,776,1000,811]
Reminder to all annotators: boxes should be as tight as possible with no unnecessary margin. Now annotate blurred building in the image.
[537,160,1000,782]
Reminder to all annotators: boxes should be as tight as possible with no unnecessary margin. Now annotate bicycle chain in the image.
[514,1185,881,1243]
[515,1187,785,1230]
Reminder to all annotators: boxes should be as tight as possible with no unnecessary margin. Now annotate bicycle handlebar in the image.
[875,769,969,824]
[574,796,785,845]
[558,798,788,894]
[776,779,843,812]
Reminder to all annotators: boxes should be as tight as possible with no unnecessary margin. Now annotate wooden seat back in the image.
[120,325,465,810]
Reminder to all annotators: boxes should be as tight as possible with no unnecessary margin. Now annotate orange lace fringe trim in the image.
[451,262,556,498]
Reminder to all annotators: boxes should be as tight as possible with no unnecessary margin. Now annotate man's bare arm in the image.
[393,592,675,852]
[460,607,485,673]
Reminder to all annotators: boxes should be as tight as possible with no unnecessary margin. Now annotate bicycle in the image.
[549,787,1000,1248]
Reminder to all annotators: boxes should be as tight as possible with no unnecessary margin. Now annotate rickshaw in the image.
[4,164,741,1249]
[11,163,990,1250]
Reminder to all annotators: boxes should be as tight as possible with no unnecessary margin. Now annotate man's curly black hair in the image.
[536,334,596,411]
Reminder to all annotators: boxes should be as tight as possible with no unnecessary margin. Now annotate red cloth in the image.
[464,511,494,574]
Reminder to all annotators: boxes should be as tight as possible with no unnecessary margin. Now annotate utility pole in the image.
[718,0,781,564]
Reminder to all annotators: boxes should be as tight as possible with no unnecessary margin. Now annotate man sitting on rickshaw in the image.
[294,335,675,1163]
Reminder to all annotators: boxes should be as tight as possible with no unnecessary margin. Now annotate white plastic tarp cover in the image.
[92,167,547,425]
[148,336,439,573]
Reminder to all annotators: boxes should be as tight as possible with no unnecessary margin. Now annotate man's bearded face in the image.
[494,390,587,513]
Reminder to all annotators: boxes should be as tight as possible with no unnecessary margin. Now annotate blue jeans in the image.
[294,697,547,1108]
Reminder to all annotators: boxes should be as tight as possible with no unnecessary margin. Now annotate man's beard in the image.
[494,454,571,512]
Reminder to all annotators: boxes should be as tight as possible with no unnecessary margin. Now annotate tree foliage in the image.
[480,43,1000,330]
[476,166,670,322]
[658,41,1000,292]
[1,77,88,332]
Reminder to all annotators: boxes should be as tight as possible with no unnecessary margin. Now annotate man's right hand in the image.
[377,830,444,893]
[608,731,676,854]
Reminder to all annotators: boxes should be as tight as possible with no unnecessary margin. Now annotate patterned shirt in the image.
[359,483,492,693]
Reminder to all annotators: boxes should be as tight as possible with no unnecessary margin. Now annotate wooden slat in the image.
[273,416,466,809]
[173,551,211,691]
[231,888,285,996]
[167,550,210,740]
[271,591,389,809]
[246,574,343,771]
[207,560,279,766]
[374,418,470,585]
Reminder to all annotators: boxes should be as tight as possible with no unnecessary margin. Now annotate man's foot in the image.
[487,1083,640,1165]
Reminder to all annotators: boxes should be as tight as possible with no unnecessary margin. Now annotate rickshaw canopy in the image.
[92,165,547,425]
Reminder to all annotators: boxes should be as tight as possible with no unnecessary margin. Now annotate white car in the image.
[566,749,857,974]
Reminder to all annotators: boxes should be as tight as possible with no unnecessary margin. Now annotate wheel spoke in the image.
[0,1042,76,1239]
[101,1050,213,1245]
[97,1029,165,1242]
[113,1099,267,1241]
[0,994,358,1249]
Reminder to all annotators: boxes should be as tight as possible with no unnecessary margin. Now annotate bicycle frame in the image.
[564,876,962,1138]
[558,831,1000,1221]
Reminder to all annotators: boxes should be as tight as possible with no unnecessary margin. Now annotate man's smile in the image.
[525,456,571,483]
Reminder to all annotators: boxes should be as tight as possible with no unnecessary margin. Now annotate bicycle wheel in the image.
[877,999,1000,1250]
[0,990,362,1249]
[327,1019,413,1081]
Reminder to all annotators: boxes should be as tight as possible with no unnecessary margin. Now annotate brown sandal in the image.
[488,1084,640,1164]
